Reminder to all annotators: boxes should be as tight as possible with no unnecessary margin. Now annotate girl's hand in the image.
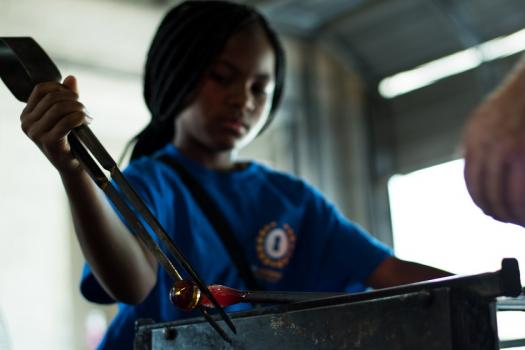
[20,75,91,176]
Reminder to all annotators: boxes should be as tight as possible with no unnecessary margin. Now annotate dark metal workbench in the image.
[134,258,523,350]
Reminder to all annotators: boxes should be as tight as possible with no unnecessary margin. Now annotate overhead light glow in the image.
[378,27,525,98]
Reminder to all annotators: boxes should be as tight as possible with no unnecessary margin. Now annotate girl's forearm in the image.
[61,170,157,304]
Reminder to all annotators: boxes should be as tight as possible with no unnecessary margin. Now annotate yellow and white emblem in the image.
[256,222,296,269]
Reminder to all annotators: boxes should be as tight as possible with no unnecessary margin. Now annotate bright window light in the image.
[389,159,525,277]
[379,27,525,98]
[388,159,525,346]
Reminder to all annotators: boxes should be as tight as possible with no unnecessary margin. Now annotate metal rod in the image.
[283,258,522,310]
[240,290,348,304]
[199,307,232,344]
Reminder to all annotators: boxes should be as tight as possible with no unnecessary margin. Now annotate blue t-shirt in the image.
[80,144,393,349]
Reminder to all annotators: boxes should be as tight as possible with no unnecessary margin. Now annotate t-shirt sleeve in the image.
[79,162,158,304]
[304,184,393,290]
[80,263,115,304]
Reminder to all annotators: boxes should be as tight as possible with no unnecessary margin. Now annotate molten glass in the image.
[169,281,322,310]
[169,280,201,311]
[169,281,244,310]
[199,284,244,308]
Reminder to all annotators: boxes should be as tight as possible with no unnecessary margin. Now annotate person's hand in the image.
[20,75,91,176]
[462,55,525,226]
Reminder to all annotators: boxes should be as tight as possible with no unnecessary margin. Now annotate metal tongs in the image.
[0,37,236,341]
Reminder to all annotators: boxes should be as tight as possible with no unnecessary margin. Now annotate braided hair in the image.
[128,0,286,161]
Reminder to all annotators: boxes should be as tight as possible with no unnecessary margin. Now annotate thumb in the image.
[62,75,79,95]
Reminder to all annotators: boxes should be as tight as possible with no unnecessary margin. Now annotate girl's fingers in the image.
[35,110,87,174]
[26,100,86,140]
[62,75,78,95]
[22,75,79,120]
[42,111,88,146]
[21,90,79,127]
[19,76,87,174]
[23,81,70,116]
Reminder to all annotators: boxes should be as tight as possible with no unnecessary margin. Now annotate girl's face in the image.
[174,22,276,155]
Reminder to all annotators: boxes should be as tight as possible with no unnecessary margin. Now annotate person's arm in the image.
[462,54,525,227]
[21,76,157,304]
[366,256,452,289]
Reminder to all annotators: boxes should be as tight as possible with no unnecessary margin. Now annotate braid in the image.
[127,0,286,161]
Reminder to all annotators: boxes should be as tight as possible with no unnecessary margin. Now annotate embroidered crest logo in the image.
[256,222,296,269]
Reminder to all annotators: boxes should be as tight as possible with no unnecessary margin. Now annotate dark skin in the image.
[21,78,157,304]
[20,23,450,305]
[174,23,275,170]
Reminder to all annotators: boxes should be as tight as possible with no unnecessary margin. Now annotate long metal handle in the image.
[241,290,348,304]
[68,129,236,339]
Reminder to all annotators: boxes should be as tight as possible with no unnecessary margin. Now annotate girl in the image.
[20,1,450,349]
